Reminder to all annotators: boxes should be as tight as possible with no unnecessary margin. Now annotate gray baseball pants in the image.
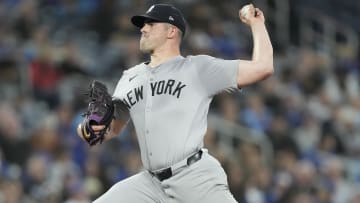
[93,150,237,203]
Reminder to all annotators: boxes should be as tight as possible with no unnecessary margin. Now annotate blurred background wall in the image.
[0,0,359,202]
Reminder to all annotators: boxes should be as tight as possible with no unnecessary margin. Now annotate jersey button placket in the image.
[145,72,154,166]
[145,74,153,134]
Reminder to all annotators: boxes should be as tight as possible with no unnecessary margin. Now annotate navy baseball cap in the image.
[131,4,186,35]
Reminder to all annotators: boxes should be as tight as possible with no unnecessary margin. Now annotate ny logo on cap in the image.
[169,16,174,21]
[146,5,155,13]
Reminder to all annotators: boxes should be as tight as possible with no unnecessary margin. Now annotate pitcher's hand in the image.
[239,4,265,26]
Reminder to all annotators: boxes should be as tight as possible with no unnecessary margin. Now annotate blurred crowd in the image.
[0,0,360,203]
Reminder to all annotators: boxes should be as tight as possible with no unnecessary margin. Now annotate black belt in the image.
[150,150,203,181]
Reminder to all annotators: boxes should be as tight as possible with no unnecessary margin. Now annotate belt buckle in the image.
[153,167,172,181]
[152,150,203,181]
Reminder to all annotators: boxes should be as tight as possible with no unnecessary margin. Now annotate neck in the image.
[148,46,181,67]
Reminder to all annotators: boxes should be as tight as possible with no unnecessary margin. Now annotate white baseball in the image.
[241,5,252,18]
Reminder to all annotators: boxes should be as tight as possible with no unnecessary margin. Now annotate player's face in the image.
[140,21,169,53]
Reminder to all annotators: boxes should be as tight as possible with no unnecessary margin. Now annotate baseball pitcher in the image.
[77,3,273,203]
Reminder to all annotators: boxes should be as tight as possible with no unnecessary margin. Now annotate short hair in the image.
[165,23,183,41]
[177,29,184,40]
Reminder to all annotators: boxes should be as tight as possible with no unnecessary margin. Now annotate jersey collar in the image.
[144,55,184,72]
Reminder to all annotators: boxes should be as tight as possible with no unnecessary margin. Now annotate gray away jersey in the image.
[113,55,239,171]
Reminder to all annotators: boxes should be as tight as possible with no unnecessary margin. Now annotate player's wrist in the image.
[249,20,265,28]
[249,21,267,33]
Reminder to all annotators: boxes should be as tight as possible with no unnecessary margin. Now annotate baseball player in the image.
[78,3,273,203]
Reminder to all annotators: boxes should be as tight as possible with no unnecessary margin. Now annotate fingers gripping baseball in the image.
[239,4,265,25]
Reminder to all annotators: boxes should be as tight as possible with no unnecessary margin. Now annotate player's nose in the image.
[140,24,150,33]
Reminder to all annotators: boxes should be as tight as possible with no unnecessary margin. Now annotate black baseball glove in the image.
[78,80,114,146]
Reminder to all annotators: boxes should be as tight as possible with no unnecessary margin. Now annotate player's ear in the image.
[167,25,177,39]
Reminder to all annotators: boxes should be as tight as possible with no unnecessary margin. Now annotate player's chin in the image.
[139,45,153,54]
